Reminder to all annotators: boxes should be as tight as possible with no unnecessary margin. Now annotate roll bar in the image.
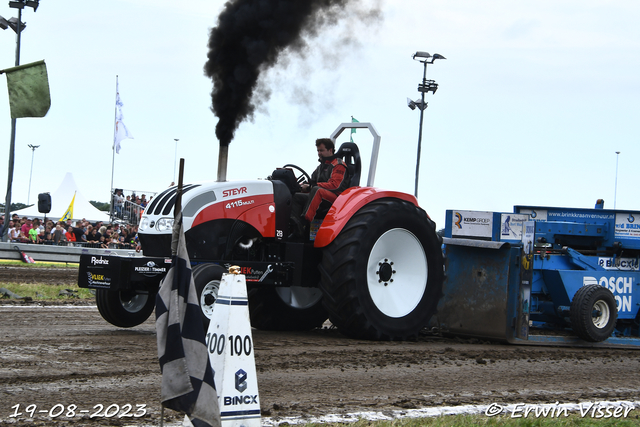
[330,122,380,188]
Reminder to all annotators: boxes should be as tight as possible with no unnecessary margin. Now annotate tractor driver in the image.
[293,138,350,230]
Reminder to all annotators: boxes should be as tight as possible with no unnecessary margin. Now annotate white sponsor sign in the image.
[598,257,639,271]
[614,213,640,239]
[451,210,493,238]
[518,209,548,221]
[500,214,530,241]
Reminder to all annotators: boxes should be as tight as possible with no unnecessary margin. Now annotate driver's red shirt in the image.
[310,157,348,196]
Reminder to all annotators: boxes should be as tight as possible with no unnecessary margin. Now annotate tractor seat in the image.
[335,142,361,188]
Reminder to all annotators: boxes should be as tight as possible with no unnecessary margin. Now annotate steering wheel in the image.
[282,164,311,186]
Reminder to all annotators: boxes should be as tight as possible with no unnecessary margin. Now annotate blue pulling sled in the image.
[432,201,640,348]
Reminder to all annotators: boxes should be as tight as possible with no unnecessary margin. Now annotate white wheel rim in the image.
[200,281,220,319]
[276,286,323,309]
[592,300,610,329]
[367,228,428,318]
[120,292,148,313]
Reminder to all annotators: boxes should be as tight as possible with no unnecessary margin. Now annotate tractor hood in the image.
[139,179,276,236]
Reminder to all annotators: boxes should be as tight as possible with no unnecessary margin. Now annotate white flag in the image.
[114,80,133,154]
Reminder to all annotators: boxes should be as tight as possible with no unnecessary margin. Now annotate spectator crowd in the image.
[1,213,140,250]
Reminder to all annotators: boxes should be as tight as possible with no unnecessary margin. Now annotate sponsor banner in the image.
[517,209,548,222]
[500,214,529,241]
[522,221,535,255]
[615,213,640,239]
[547,211,614,221]
[85,272,111,289]
[223,264,273,282]
[133,260,168,278]
[90,256,109,266]
[598,257,640,271]
[451,210,493,238]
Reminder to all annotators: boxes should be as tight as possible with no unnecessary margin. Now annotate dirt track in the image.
[1,268,640,426]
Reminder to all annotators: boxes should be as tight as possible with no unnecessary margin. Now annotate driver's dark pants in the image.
[292,192,308,220]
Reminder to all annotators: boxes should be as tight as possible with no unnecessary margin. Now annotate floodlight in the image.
[407,98,427,111]
[413,51,431,59]
[9,1,25,9]
[0,16,8,30]
[25,1,39,11]
[7,16,25,33]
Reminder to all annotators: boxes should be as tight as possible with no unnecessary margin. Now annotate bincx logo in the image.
[235,369,247,393]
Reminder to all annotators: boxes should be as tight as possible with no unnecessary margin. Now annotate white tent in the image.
[13,172,111,223]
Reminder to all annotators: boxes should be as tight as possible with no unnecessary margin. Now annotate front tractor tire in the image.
[192,263,225,331]
[320,199,444,340]
[95,288,156,328]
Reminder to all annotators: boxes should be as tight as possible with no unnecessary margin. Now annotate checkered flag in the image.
[156,217,220,427]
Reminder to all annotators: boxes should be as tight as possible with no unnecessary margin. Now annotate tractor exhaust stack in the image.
[217,145,228,182]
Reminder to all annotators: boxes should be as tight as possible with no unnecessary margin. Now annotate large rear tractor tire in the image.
[249,286,328,331]
[570,284,618,342]
[192,263,225,331]
[319,199,444,340]
[95,288,156,328]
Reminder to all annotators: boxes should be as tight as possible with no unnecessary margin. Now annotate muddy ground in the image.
[1,267,640,426]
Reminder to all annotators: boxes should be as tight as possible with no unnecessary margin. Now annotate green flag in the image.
[2,60,51,119]
[350,116,359,142]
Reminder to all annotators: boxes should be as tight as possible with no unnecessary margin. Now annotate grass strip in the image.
[0,259,78,268]
[0,282,93,301]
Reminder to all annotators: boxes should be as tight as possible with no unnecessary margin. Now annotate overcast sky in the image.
[1,0,638,229]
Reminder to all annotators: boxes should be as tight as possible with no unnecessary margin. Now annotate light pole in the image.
[173,138,179,184]
[27,143,39,204]
[614,151,620,209]
[408,51,445,198]
[1,0,40,240]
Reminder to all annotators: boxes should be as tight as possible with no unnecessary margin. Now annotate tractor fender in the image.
[314,187,420,248]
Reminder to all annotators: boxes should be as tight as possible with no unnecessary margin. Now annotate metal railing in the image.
[110,188,156,225]
[112,199,144,225]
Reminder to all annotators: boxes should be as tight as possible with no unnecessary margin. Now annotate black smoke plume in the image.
[204,0,368,147]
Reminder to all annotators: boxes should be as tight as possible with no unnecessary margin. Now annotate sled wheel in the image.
[95,288,156,328]
[320,198,444,340]
[248,285,328,331]
[192,263,225,331]
[570,284,618,342]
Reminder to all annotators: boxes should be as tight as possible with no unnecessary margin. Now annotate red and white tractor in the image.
[79,123,443,340]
